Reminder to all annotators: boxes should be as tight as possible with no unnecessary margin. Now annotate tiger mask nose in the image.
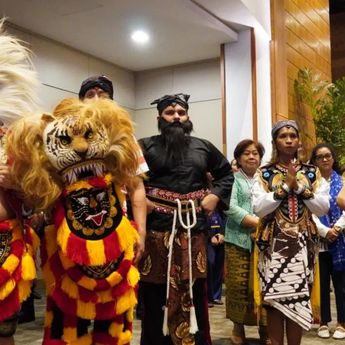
[73,137,89,159]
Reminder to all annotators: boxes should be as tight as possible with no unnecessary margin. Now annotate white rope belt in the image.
[163,199,198,335]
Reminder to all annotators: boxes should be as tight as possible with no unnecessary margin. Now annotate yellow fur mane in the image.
[7,98,139,211]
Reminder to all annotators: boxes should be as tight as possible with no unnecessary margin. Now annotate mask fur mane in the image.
[7,98,139,211]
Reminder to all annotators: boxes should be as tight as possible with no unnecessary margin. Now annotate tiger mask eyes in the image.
[43,115,110,184]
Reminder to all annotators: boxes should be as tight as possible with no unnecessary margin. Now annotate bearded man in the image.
[138,94,233,345]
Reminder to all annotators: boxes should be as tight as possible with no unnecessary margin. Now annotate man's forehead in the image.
[85,87,110,98]
[86,86,106,93]
[164,104,187,111]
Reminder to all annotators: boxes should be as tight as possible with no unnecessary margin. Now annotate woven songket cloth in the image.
[256,163,321,330]
[0,219,38,323]
[41,174,139,345]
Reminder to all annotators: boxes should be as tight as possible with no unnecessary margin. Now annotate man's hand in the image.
[285,162,297,190]
[326,227,339,243]
[146,198,155,214]
[210,235,219,245]
[201,194,220,216]
[216,233,224,244]
[134,232,145,265]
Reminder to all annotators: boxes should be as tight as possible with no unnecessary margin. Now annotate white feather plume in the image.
[0,18,39,126]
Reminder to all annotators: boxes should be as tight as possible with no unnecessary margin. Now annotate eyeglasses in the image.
[315,153,333,161]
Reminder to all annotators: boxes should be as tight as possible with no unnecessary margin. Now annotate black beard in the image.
[158,117,193,165]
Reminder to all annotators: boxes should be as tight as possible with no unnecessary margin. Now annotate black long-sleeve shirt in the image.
[139,135,233,231]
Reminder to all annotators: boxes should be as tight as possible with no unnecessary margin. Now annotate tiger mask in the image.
[7,98,139,211]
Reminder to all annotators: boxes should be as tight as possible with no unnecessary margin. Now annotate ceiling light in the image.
[131,30,149,44]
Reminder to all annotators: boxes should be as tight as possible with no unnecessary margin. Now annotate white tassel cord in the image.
[176,199,198,334]
[162,206,178,336]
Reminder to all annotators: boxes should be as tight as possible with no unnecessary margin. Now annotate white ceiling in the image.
[0,0,240,71]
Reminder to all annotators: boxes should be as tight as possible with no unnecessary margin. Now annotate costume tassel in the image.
[162,304,169,335]
[189,305,198,334]
[21,252,36,280]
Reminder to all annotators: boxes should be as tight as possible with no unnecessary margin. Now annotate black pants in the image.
[207,243,224,302]
[319,251,345,324]
[140,279,211,345]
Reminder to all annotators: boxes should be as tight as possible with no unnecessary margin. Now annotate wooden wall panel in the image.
[271,0,331,154]
[330,12,345,80]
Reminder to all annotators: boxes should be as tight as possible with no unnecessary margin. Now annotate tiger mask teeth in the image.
[62,161,105,185]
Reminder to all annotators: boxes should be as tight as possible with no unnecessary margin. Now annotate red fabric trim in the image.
[12,264,23,283]
[66,233,90,265]
[111,280,131,299]
[46,296,54,311]
[95,300,116,320]
[95,278,111,291]
[77,285,97,303]
[40,238,48,266]
[112,314,124,324]
[51,288,77,315]
[66,267,84,283]
[88,176,108,189]
[103,231,121,262]
[11,239,24,258]
[53,201,66,228]
[92,332,118,345]
[0,288,20,322]
[50,252,66,279]
[63,313,77,328]
[0,220,10,232]
[117,260,131,278]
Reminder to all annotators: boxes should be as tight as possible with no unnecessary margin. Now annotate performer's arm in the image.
[337,185,345,210]
[206,141,233,210]
[127,177,147,265]
[252,174,282,218]
[303,177,329,216]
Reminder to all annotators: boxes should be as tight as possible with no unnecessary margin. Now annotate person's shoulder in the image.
[233,172,246,185]
[300,162,316,170]
[138,135,160,146]
[258,164,276,183]
[190,136,223,152]
[299,162,317,175]
[259,163,276,173]
[298,162,318,183]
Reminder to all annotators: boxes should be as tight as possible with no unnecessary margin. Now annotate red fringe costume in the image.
[0,218,38,331]
[41,174,139,345]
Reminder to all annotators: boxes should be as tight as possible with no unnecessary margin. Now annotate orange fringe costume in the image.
[41,174,139,345]
[0,219,38,323]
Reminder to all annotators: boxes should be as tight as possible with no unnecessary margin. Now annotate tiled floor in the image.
[14,284,337,345]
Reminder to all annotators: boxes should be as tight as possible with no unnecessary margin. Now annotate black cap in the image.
[78,75,114,100]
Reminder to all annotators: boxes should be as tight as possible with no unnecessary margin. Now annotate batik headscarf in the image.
[151,93,190,114]
[78,75,114,99]
[319,170,345,271]
[271,120,299,139]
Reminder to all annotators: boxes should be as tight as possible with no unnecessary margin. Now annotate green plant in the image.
[294,68,345,166]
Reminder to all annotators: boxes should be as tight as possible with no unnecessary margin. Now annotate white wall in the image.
[254,25,272,162]
[8,26,136,112]
[134,59,223,151]
[224,30,253,160]
[7,27,223,150]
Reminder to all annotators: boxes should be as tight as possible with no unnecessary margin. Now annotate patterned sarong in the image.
[258,228,314,330]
